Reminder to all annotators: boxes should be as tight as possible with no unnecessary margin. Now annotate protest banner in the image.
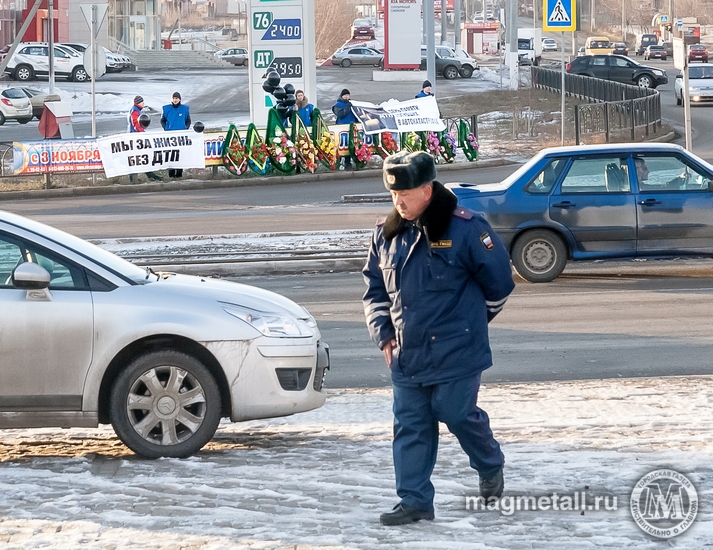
[96,131,205,178]
[350,96,445,134]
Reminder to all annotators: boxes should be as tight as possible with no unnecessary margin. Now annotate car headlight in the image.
[689,86,700,92]
[220,303,310,337]
[652,69,664,76]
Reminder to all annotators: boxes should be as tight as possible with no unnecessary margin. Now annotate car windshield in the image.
[691,45,706,50]
[590,41,610,48]
[354,19,371,26]
[4,214,149,283]
[689,66,713,79]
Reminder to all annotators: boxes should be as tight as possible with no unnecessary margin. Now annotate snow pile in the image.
[0,375,709,548]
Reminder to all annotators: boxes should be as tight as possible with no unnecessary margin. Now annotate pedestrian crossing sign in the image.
[543,0,576,32]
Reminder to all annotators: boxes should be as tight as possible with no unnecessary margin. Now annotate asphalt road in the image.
[0,164,519,238]
[242,271,713,388]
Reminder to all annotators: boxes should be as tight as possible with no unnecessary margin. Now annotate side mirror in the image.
[676,73,683,79]
[708,180,713,192]
[12,262,50,290]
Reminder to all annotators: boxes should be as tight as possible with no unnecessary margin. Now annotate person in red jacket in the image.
[127,96,161,182]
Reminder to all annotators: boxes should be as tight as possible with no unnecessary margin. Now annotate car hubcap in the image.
[524,240,554,272]
[127,366,207,446]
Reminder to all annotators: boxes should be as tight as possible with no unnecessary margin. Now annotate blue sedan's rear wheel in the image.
[511,229,567,283]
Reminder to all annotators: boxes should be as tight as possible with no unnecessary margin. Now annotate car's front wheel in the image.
[341,58,352,68]
[511,229,567,283]
[677,93,682,106]
[459,65,473,78]
[443,65,459,79]
[637,74,653,88]
[109,350,222,458]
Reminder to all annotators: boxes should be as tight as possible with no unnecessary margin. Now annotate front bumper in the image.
[204,336,329,422]
[655,75,669,85]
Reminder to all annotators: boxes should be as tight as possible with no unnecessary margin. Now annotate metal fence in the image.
[442,115,478,140]
[0,143,14,178]
[531,67,662,144]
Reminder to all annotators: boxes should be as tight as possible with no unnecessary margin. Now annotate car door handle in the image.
[552,201,576,208]
[638,198,662,206]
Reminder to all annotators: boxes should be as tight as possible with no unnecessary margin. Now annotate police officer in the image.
[362,151,515,526]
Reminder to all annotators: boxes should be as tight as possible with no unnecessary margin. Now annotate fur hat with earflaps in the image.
[383,151,437,191]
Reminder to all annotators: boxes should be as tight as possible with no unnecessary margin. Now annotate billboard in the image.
[384,0,422,69]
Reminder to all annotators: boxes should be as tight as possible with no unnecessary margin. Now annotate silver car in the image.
[331,47,383,68]
[0,211,329,458]
[215,47,249,66]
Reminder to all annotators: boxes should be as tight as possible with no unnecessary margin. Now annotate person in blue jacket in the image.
[362,151,515,526]
[295,90,314,126]
[415,80,433,98]
[161,91,191,178]
[332,88,357,170]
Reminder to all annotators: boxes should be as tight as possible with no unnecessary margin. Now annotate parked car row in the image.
[59,42,133,73]
[2,42,132,82]
[0,85,61,124]
[330,45,478,79]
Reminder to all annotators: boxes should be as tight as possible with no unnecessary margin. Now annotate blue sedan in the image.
[448,143,713,282]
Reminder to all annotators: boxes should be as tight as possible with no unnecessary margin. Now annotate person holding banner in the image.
[415,80,434,99]
[127,96,161,183]
[362,151,514,525]
[161,92,192,178]
[332,89,357,170]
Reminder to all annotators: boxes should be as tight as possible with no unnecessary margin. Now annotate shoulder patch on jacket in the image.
[480,232,494,250]
[453,207,475,220]
[375,216,387,227]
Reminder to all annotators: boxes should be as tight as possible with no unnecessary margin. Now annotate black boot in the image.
[479,468,504,500]
[379,503,434,526]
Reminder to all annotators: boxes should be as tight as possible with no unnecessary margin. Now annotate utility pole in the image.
[440,0,447,44]
[48,0,55,95]
[455,0,461,48]
[425,0,437,95]
[621,0,626,42]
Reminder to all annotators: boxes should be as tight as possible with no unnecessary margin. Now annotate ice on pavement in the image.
[91,230,373,259]
[0,375,710,548]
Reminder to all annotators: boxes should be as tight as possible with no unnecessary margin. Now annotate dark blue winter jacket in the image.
[362,182,515,387]
[332,98,357,124]
[296,103,314,126]
[161,103,191,131]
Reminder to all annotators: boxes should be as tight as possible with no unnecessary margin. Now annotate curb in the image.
[0,158,517,202]
[152,257,366,277]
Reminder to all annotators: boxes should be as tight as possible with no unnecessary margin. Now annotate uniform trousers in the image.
[392,372,504,511]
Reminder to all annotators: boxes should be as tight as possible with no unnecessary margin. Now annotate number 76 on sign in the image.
[543,0,576,32]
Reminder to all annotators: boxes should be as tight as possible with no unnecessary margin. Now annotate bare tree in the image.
[314,0,357,58]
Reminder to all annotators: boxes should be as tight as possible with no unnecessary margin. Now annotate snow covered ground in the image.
[0,375,710,548]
